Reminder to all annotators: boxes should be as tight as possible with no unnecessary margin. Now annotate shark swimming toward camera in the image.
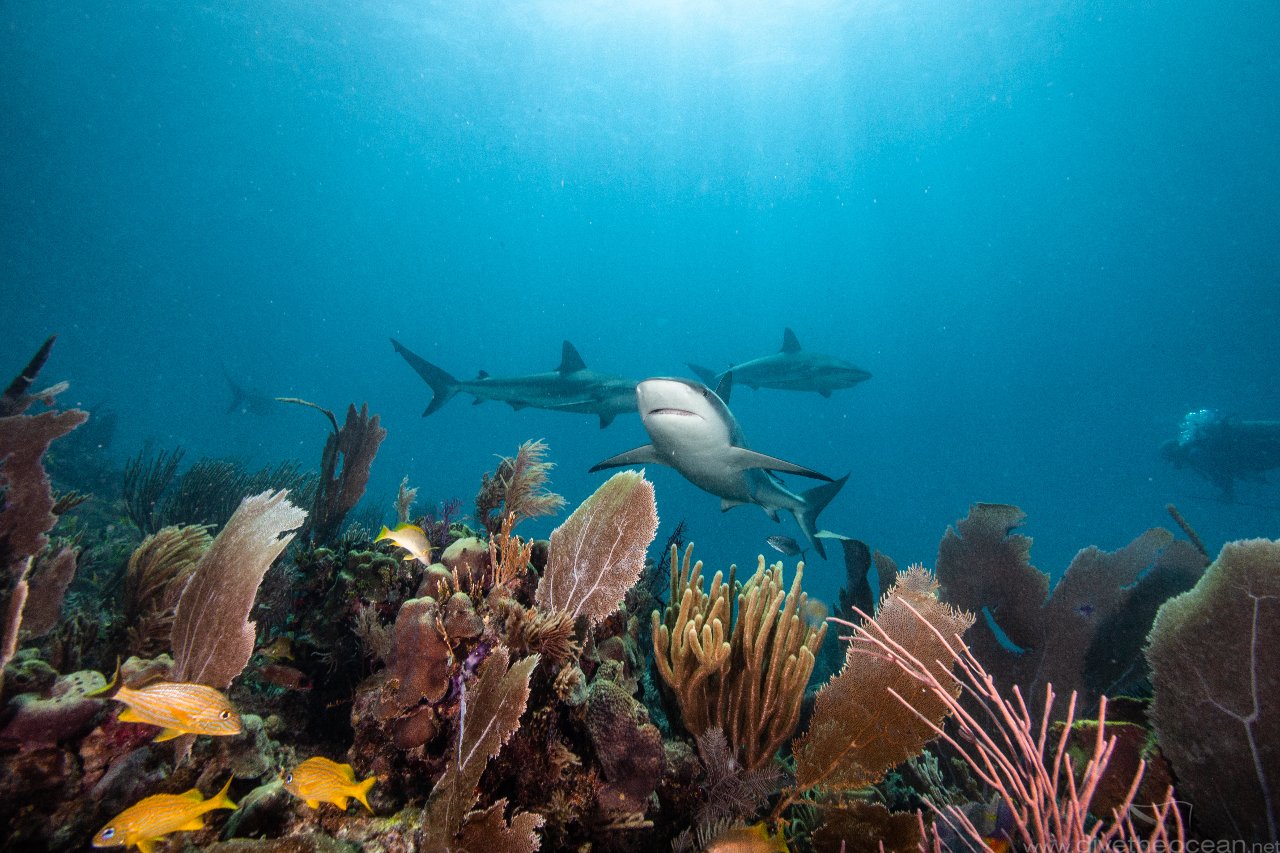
[391,338,638,428]
[590,376,848,558]
[687,328,872,397]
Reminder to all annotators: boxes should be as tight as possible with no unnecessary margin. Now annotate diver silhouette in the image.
[1161,409,1280,500]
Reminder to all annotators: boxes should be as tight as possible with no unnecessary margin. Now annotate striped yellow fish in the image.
[375,523,433,566]
[92,776,237,852]
[283,756,375,811]
[91,662,241,741]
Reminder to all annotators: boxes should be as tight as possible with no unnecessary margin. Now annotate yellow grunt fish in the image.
[92,776,237,852]
[283,756,376,812]
[703,822,790,853]
[375,522,433,566]
[91,663,242,741]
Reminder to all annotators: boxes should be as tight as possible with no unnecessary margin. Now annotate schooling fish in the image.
[90,663,241,741]
[284,756,376,812]
[375,523,434,565]
[92,776,237,852]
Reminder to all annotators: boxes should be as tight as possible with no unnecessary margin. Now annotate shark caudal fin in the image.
[391,338,460,416]
[793,474,849,560]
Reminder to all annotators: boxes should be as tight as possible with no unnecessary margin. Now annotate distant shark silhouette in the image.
[688,328,871,397]
[391,338,638,428]
[223,367,277,416]
[591,375,847,558]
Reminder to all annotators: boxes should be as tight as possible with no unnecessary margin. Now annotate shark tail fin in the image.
[391,338,460,417]
[794,474,849,560]
[222,364,247,414]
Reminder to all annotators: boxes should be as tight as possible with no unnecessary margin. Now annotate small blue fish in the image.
[766,535,807,558]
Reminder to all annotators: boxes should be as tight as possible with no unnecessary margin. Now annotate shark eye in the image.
[219,710,231,720]
[101,828,116,840]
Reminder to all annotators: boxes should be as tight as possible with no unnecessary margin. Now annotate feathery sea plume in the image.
[123,525,212,657]
[476,439,565,535]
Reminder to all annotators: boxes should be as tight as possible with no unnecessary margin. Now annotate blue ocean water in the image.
[3,0,1276,603]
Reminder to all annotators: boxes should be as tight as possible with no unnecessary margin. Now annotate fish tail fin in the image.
[86,657,121,698]
[795,474,850,560]
[209,776,238,811]
[391,338,459,416]
[353,775,376,812]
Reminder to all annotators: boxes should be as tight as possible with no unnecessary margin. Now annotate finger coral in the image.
[1146,537,1280,842]
[536,470,658,626]
[653,545,825,771]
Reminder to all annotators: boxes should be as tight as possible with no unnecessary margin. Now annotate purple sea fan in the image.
[171,490,307,692]
[535,470,659,626]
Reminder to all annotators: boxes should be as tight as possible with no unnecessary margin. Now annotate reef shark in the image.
[222,367,278,416]
[590,376,848,558]
[688,328,872,397]
[391,338,638,428]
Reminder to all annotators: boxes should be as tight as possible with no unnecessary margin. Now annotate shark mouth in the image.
[647,407,699,418]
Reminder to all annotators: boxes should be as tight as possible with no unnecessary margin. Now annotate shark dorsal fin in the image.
[558,341,587,374]
[714,371,734,404]
[781,328,802,354]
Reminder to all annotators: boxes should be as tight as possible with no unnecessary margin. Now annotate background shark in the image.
[591,376,848,558]
[222,366,278,416]
[688,328,872,397]
[391,338,638,428]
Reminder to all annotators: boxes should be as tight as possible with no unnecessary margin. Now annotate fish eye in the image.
[285,773,293,783]
[101,828,116,840]
[219,710,231,720]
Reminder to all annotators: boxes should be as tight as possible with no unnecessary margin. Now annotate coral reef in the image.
[653,545,825,771]
[935,503,1207,713]
[1147,538,1279,842]
[536,470,659,625]
[475,438,565,536]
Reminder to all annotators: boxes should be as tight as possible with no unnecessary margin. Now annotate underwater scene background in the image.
[1,1,1278,851]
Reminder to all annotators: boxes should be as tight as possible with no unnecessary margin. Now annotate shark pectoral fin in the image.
[719,497,747,512]
[590,445,662,473]
[764,507,781,522]
[686,363,719,385]
[726,448,834,481]
[508,401,527,410]
[471,397,485,406]
[598,412,616,429]
[819,389,832,398]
